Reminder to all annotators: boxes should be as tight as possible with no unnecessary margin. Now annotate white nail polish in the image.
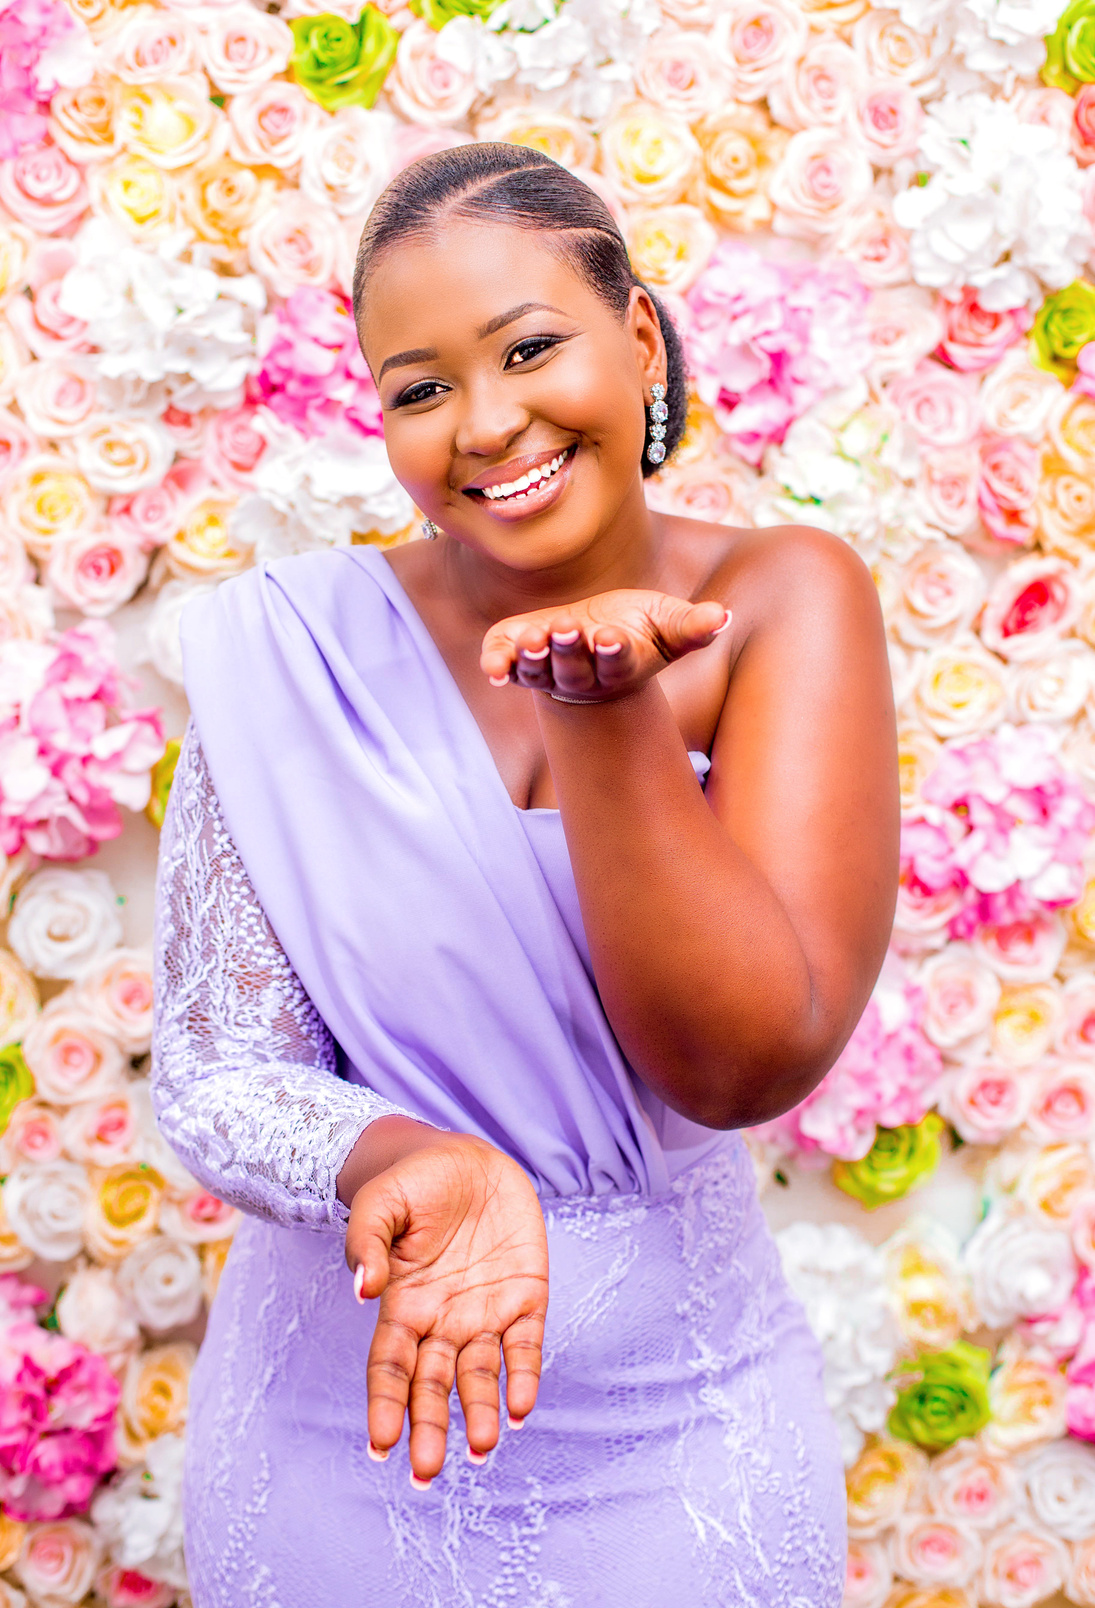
[409,1472,432,1491]
[488,674,511,687]
[551,629,580,646]
[522,645,550,660]
[467,1447,489,1466]
[507,1415,525,1431]
[594,642,623,656]
[712,612,731,635]
[353,1264,367,1304]
[367,1440,389,1462]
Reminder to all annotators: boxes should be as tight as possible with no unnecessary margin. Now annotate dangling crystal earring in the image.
[646,382,668,466]
[421,518,440,540]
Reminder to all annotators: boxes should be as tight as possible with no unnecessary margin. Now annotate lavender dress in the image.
[151,546,845,1608]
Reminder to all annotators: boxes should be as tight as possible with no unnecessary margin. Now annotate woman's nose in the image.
[452,381,529,458]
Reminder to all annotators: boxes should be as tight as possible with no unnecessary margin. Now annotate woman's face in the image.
[359,220,665,574]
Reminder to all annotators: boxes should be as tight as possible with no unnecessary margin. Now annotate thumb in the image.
[657,597,730,659]
[346,1172,408,1301]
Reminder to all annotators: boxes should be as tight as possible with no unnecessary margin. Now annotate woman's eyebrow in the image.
[476,302,565,339]
[378,346,438,380]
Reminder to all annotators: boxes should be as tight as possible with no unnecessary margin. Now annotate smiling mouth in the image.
[464,446,574,505]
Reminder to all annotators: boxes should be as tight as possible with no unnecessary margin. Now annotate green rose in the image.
[410,0,505,29]
[0,1046,34,1139]
[146,737,181,832]
[832,1113,944,1210]
[888,1341,992,1451]
[290,8,398,111]
[1032,281,1095,380]
[1044,0,1095,91]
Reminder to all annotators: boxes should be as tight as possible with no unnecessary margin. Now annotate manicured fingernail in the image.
[353,1264,367,1304]
[467,1446,489,1465]
[550,629,580,646]
[367,1440,389,1462]
[488,674,511,687]
[594,641,622,656]
[712,611,731,635]
[409,1472,432,1490]
[507,1415,525,1430]
[521,645,550,660]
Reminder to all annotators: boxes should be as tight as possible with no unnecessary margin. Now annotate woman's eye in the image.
[506,336,557,369]
[394,380,448,407]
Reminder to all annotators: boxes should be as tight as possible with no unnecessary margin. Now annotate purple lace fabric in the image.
[152,549,847,1605]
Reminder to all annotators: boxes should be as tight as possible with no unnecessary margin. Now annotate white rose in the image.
[13,1522,99,1607]
[300,105,395,219]
[141,580,217,687]
[14,357,98,438]
[926,1439,1021,1531]
[56,1264,140,1369]
[893,540,984,650]
[0,949,39,1048]
[73,417,173,495]
[917,946,1000,1048]
[388,21,477,128]
[22,997,127,1105]
[3,1161,90,1262]
[196,6,293,94]
[8,868,123,980]
[117,1236,204,1332]
[980,349,1061,442]
[891,1512,983,1589]
[129,1082,201,1198]
[90,1435,187,1588]
[1023,1439,1095,1541]
[1009,641,1092,724]
[963,1201,1078,1329]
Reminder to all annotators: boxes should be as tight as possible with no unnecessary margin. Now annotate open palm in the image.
[346,1135,549,1483]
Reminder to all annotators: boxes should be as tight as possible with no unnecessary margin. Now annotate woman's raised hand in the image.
[346,1133,549,1486]
[480,589,730,702]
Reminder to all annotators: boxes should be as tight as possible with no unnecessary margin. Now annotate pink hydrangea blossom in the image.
[750,952,942,1161]
[683,243,870,466]
[250,288,383,441]
[0,621,165,860]
[901,725,1095,940]
[0,0,92,159]
[0,1319,118,1521]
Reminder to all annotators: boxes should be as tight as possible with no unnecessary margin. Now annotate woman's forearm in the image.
[535,681,826,1129]
[337,1116,467,1208]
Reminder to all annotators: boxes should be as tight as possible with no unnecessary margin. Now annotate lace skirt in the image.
[183,1139,846,1608]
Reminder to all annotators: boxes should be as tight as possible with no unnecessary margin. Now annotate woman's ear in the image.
[627,285,667,394]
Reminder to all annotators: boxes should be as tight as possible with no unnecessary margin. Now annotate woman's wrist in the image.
[336,1116,469,1208]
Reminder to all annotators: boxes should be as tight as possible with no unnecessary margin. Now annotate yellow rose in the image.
[915,640,1007,737]
[600,104,702,208]
[845,1440,928,1537]
[475,107,595,171]
[626,204,717,295]
[898,725,942,814]
[64,0,143,39]
[992,983,1062,1066]
[1037,452,1095,560]
[797,0,869,24]
[117,79,220,170]
[984,1335,1067,1451]
[1048,389,1095,472]
[696,106,789,231]
[178,155,276,260]
[0,222,31,311]
[201,1237,233,1304]
[49,76,123,164]
[88,150,177,242]
[165,498,253,582]
[1,454,103,561]
[884,1229,975,1351]
[0,1515,25,1574]
[0,951,38,1049]
[1074,873,1095,946]
[117,1341,196,1465]
[84,1163,163,1264]
[1018,1141,1094,1224]
[880,1589,975,1608]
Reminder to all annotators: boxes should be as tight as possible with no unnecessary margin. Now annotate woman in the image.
[152,143,897,1607]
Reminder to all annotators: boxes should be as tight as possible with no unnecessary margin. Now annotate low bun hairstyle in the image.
[353,143,687,476]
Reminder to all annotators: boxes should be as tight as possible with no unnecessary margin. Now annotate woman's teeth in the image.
[482,450,570,502]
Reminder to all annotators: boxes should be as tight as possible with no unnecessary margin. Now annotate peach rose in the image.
[0,142,87,234]
[198,6,293,93]
[711,0,808,103]
[1068,1535,1095,1604]
[845,1440,928,1537]
[474,108,594,172]
[84,1162,164,1264]
[0,318,26,407]
[768,36,863,130]
[985,1336,1068,1452]
[695,105,788,231]
[980,351,1060,443]
[832,199,912,286]
[937,289,1029,375]
[0,220,31,313]
[1026,1061,1095,1145]
[993,982,1063,1067]
[15,358,98,439]
[1037,454,1095,561]
[867,287,945,390]
[49,76,123,165]
[851,9,940,88]
[888,362,980,449]
[387,22,476,129]
[600,104,702,208]
[228,80,320,170]
[1048,389,1095,473]
[915,638,1007,737]
[898,724,942,815]
[47,529,149,617]
[977,436,1039,550]
[1072,1195,1095,1269]
[917,449,981,539]
[247,192,340,298]
[22,999,127,1106]
[117,1342,195,1465]
[892,1515,982,1591]
[858,79,923,166]
[844,1537,892,1608]
[116,78,219,171]
[918,946,1000,1048]
[107,8,199,83]
[2,454,103,561]
[13,1522,100,1606]
[626,204,716,294]
[978,1525,1068,1607]
[979,554,1079,662]
[769,126,873,240]
[1018,1141,1093,1227]
[300,105,394,218]
[926,1441,1021,1531]
[634,31,726,121]
[178,155,274,260]
[165,495,253,581]
[73,417,173,497]
[88,152,178,242]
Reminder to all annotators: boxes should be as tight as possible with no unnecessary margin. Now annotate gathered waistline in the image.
[538,1135,749,1224]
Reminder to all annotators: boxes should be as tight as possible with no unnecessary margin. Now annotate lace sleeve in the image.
[151,723,420,1233]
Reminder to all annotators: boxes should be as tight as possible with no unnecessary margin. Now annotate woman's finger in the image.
[514,625,553,691]
[549,621,597,697]
[590,630,636,691]
[366,1310,418,1457]
[501,1310,545,1427]
[479,626,520,687]
[454,1331,503,1458]
[660,599,730,659]
[407,1334,458,1483]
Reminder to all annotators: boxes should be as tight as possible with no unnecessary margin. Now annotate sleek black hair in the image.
[352,142,686,476]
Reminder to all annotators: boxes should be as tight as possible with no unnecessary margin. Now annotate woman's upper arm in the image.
[705,525,900,1043]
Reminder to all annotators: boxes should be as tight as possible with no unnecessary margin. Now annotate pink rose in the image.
[866,286,944,388]
[892,1513,982,1589]
[248,193,339,298]
[1056,977,1095,1060]
[768,37,863,131]
[937,1061,1031,1145]
[1073,83,1095,167]
[8,243,90,360]
[1026,1062,1095,1145]
[60,1094,138,1167]
[109,459,207,550]
[0,142,86,234]
[634,33,726,122]
[22,1000,126,1105]
[832,200,911,287]
[388,22,476,128]
[15,357,97,439]
[888,360,981,448]
[0,1102,64,1170]
[917,448,981,537]
[937,288,1031,373]
[918,946,1000,1048]
[0,406,37,482]
[76,946,152,1054]
[198,6,293,93]
[769,127,873,241]
[857,80,923,166]
[979,1527,1069,1608]
[842,1538,891,1608]
[159,1188,239,1243]
[228,81,319,170]
[14,1520,101,1599]
[979,555,1080,662]
[977,435,1040,549]
[1073,1199,1095,1270]
[47,530,149,619]
[711,0,808,103]
[107,8,198,83]
[973,912,1067,983]
[202,405,267,489]
[96,1566,174,1608]
[1069,1324,1095,1439]
[927,1441,1020,1531]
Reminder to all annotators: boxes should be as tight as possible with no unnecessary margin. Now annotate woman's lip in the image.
[464,448,574,523]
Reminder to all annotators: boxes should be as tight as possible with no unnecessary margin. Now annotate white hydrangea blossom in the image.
[897,0,1068,81]
[776,1221,903,1465]
[56,220,266,412]
[230,418,414,560]
[91,1434,187,1589]
[893,94,1091,306]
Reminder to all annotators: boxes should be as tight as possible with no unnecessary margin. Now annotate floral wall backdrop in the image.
[5,0,1095,1600]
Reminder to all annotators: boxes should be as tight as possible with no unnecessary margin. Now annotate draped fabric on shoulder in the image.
[180,546,668,1200]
